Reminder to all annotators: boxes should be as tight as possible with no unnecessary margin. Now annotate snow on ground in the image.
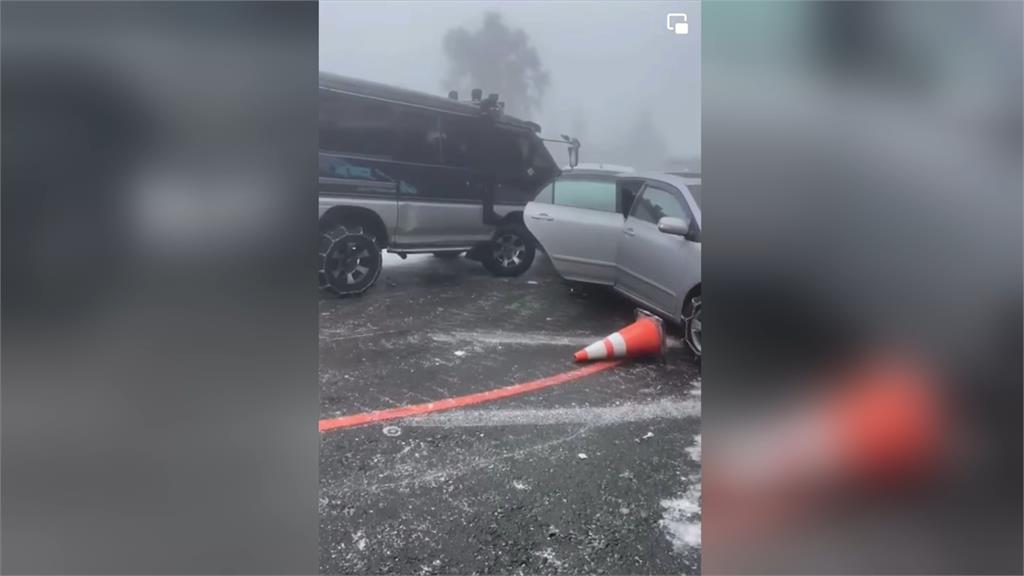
[686,434,702,462]
[404,398,699,428]
[660,433,702,551]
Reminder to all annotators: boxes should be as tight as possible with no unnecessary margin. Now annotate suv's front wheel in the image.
[319,224,382,296]
[482,224,535,277]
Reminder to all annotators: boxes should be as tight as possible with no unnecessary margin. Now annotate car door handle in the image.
[623,227,636,236]
[530,213,554,221]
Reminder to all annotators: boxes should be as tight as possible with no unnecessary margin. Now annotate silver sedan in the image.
[524,171,702,356]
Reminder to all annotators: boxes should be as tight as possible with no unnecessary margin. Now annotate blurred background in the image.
[703,2,1022,573]
[2,3,319,573]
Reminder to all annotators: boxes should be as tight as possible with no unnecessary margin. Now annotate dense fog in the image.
[320,1,701,171]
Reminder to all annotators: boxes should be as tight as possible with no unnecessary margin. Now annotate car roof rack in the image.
[319,71,538,130]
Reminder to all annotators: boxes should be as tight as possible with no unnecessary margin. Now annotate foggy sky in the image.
[320,1,701,168]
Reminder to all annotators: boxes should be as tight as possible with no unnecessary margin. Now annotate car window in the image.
[319,154,391,182]
[319,91,398,158]
[617,179,644,216]
[441,115,480,168]
[533,182,553,203]
[553,179,617,212]
[630,185,688,224]
[485,128,528,173]
[393,107,441,164]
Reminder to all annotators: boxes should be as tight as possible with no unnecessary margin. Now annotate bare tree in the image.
[442,12,549,119]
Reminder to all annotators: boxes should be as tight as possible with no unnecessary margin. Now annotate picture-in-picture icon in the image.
[667,13,688,35]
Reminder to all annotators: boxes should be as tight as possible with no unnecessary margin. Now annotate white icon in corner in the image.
[667,13,688,35]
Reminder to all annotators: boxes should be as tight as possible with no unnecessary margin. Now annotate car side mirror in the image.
[657,216,690,237]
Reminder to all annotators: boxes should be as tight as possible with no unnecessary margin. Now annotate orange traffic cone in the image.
[574,310,665,362]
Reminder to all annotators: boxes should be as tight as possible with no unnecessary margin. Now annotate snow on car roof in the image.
[561,162,635,173]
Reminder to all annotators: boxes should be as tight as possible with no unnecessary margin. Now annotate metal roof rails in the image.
[447,88,506,120]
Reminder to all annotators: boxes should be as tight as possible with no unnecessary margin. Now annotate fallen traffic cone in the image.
[574,310,665,362]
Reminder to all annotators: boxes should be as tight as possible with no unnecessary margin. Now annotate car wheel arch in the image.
[681,283,701,318]
[319,205,389,247]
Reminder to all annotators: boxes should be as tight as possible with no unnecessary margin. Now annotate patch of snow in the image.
[660,433,702,551]
[404,398,699,428]
[352,530,368,552]
[660,479,701,550]
[533,548,563,569]
[686,434,702,462]
[661,514,701,550]
[428,331,594,347]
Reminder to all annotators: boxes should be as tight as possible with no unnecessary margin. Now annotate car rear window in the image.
[553,178,617,212]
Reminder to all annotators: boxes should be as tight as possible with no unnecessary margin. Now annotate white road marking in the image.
[402,398,700,428]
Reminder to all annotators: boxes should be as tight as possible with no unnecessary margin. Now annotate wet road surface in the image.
[319,253,701,574]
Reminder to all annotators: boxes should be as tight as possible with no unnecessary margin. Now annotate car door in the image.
[615,182,700,316]
[523,176,624,285]
[391,107,490,247]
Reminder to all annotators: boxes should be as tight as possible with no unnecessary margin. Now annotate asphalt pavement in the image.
[319,252,701,574]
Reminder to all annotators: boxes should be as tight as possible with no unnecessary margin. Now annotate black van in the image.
[318,72,571,295]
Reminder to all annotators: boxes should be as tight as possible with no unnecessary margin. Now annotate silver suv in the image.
[318,73,568,295]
